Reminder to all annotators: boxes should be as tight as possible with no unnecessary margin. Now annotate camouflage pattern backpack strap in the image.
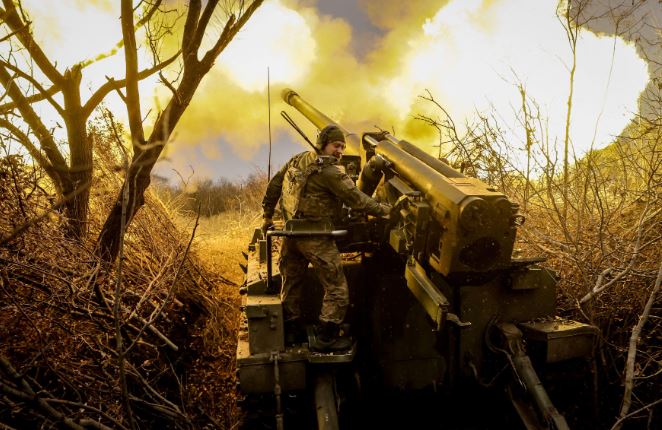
[280,153,322,220]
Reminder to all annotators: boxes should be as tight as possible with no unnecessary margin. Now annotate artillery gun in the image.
[236,89,598,429]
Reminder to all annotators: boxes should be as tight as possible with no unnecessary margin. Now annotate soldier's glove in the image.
[378,203,392,217]
[261,217,274,236]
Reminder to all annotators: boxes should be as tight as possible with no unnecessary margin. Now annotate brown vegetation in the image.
[1,2,659,429]
[0,2,266,424]
[0,135,259,428]
[2,105,659,429]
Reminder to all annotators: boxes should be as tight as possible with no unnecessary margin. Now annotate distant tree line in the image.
[153,173,267,217]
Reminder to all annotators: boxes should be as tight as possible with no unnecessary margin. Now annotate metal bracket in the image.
[496,323,570,430]
[270,352,284,430]
[447,313,471,328]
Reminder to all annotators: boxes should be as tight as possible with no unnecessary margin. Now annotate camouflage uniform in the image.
[262,151,388,324]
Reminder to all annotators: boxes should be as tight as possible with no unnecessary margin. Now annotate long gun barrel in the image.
[282,88,361,156]
[374,138,516,273]
[383,135,466,179]
[282,88,517,275]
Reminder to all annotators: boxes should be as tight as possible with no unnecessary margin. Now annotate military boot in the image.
[310,321,352,352]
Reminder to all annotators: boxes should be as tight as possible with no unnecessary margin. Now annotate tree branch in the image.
[0,83,60,114]
[611,398,662,430]
[613,259,662,430]
[1,0,63,85]
[0,118,58,183]
[121,0,145,150]
[189,0,218,56]
[79,0,164,69]
[580,205,659,303]
[202,0,263,68]
[0,59,64,114]
[0,179,92,246]
[181,0,202,58]
[0,64,68,184]
[82,51,179,118]
[0,356,85,430]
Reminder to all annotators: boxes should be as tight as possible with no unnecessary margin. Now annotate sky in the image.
[4,0,657,185]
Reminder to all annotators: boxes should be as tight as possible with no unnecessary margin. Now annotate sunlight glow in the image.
[21,0,120,70]
[385,0,649,161]
[15,0,162,137]
[218,0,316,92]
[4,0,652,182]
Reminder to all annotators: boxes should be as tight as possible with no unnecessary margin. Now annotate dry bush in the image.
[153,167,267,287]
[0,126,244,428]
[157,172,267,219]
[187,210,262,286]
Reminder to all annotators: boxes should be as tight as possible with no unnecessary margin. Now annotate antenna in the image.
[267,67,272,181]
[280,111,318,153]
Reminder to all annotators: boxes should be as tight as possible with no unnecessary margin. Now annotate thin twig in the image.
[610,398,662,430]
[126,208,200,353]
[0,180,92,246]
[613,259,662,430]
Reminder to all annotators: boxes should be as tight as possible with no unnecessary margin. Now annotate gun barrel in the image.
[282,88,360,155]
[376,140,470,221]
[376,139,515,273]
[383,135,466,179]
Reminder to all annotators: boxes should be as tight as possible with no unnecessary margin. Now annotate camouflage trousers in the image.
[278,236,348,325]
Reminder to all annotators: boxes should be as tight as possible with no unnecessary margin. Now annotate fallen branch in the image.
[0,179,92,246]
[96,282,179,351]
[44,398,129,430]
[611,398,662,430]
[580,204,654,304]
[613,259,662,430]
[0,356,86,430]
[126,209,199,353]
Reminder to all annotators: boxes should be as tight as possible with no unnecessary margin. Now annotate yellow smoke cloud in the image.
[219,0,316,91]
[6,0,651,178]
[170,0,363,161]
[382,0,649,162]
[177,0,648,173]
[20,0,120,69]
[11,0,163,142]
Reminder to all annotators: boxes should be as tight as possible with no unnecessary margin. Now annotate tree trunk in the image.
[96,0,264,263]
[62,66,93,240]
[96,73,203,262]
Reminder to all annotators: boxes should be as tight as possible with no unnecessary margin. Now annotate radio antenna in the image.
[280,111,318,153]
[267,67,272,181]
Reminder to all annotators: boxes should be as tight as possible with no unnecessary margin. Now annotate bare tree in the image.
[0,0,264,251]
[96,0,263,262]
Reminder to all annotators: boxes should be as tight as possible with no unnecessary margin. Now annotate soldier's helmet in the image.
[316,125,345,151]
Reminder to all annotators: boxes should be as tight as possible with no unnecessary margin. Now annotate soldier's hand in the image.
[379,203,392,217]
[261,217,274,236]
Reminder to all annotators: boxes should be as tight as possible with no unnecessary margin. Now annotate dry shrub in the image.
[0,129,244,428]
[475,118,661,426]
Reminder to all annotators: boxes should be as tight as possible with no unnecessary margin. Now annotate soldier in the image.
[262,125,391,352]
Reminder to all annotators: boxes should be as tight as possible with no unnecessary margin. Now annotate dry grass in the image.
[182,210,262,286]
[0,144,256,428]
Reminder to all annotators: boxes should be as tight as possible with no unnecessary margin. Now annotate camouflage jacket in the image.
[262,151,385,222]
